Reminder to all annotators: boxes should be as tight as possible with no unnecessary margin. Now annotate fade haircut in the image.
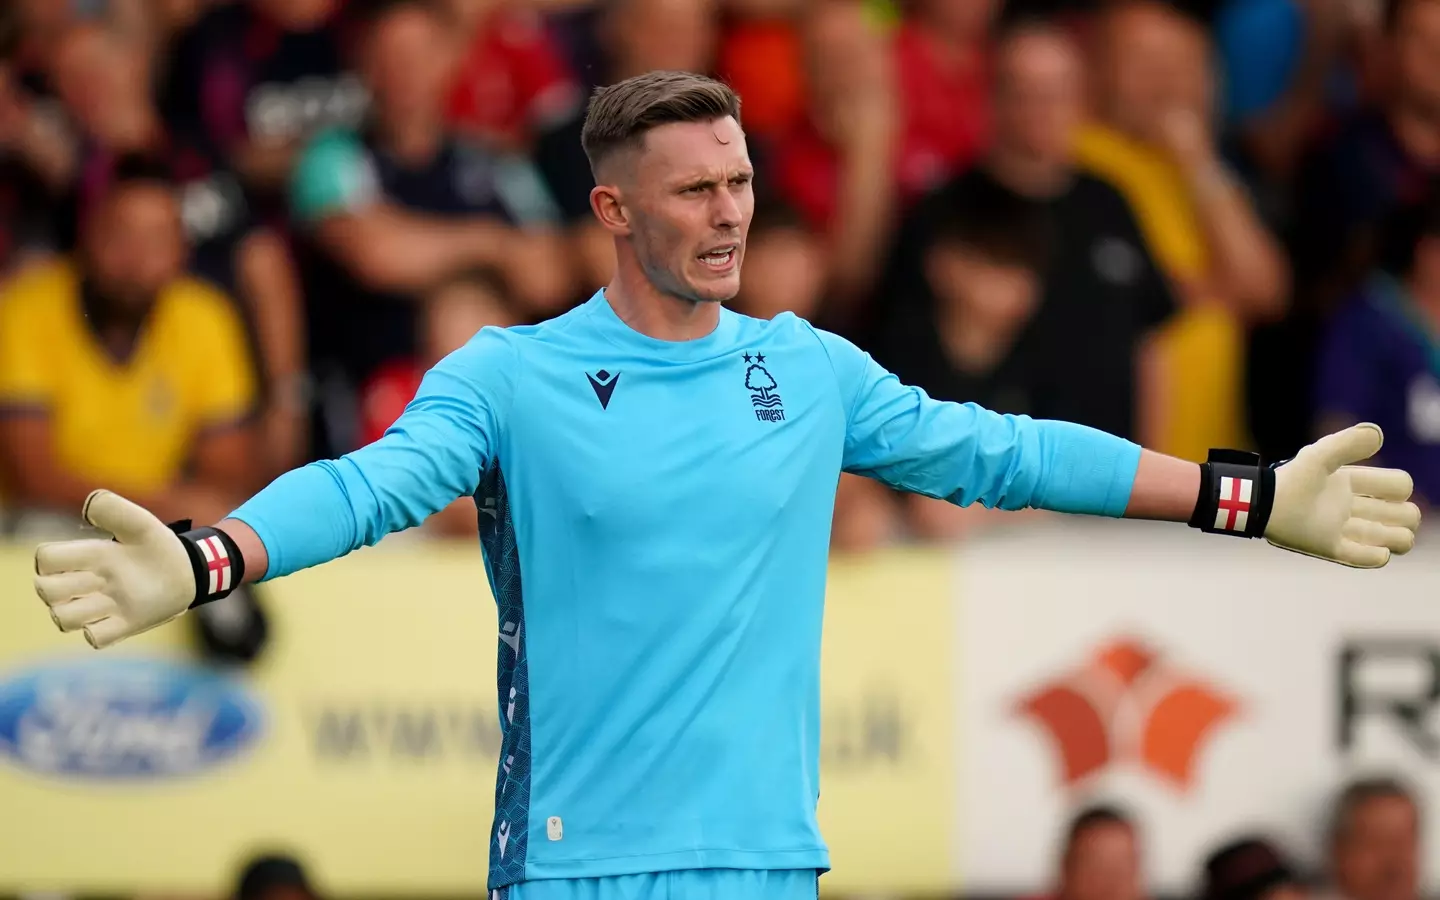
[581,71,742,176]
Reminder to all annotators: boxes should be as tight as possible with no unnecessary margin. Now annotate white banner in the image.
[955,518,1440,895]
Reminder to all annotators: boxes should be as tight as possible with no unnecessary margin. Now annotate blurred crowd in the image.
[0,0,1437,548]
[218,774,1425,900]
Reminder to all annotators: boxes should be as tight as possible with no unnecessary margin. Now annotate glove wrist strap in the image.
[1188,449,1277,539]
[166,521,246,608]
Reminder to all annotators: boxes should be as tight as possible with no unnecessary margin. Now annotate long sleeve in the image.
[228,329,518,578]
[816,327,1141,516]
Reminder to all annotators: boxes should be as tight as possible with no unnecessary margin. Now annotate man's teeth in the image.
[701,249,735,267]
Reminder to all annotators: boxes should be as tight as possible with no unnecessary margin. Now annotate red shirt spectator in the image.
[446,4,581,148]
[771,20,991,231]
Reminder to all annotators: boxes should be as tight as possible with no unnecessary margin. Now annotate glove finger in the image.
[1335,538,1391,569]
[1342,517,1416,555]
[1309,423,1384,473]
[82,490,165,545]
[1351,496,1422,530]
[1346,466,1414,501]
[34,539,111,576]
[34,570,105,607]
[51,593,118,632]
[83,616,133,650]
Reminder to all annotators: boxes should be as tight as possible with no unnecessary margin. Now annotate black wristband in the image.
[164,520,246,608]
[1187,448,1277,539]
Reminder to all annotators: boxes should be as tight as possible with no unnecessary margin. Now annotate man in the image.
[881,21,1176,447]
[1078,0,1289,462]
[855,22,1176,544]
[1054,807,1146,900]
[30,73,1420,900]
[1316,190,1440,505]
[0,155,257,531]
[286,0,568,463]
[1326,778,1422,900]
[50,20,309,477]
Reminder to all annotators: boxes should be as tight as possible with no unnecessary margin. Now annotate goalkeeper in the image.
[33,72,1420,900]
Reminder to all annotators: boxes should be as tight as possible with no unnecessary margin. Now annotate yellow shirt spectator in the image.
[1075,123,1247,462]
[0,259,258,497]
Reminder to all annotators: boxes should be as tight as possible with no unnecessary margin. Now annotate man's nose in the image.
[712,188,742,231]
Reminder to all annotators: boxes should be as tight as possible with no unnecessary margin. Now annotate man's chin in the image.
[689,273,741,304]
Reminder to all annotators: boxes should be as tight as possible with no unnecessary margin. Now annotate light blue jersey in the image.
[230,290,1142,892]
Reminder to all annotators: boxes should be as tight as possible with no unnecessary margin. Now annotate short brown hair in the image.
[581,71,741,174]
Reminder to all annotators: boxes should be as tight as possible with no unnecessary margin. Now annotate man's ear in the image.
[590,184,631,236]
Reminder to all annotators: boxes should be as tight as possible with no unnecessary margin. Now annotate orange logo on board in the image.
[1015,638,1239,792]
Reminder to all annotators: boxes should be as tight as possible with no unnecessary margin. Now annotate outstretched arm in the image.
[818,326,1419,565]
[33,330,517,648]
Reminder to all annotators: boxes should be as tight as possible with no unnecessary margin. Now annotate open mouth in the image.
[698,246,737,269]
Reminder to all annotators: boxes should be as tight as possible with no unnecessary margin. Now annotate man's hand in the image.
[1266,424,1421,567]
[33,490,197,649]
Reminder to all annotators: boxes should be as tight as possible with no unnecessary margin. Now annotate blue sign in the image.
[0,657,263,780]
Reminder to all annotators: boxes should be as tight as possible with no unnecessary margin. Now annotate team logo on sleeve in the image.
[742,353,785,423]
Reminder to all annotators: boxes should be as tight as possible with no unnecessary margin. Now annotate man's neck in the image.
[604,258,721,342]
[986,149,1072,199]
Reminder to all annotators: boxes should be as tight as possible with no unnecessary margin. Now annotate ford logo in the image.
[0,657,263,780]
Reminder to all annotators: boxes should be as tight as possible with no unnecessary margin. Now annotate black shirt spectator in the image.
[876,167,1177,441]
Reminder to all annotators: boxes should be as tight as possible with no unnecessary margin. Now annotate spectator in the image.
[0,155,257,530]
[286,0,568,491]
[49,20,310,476]
[1253,0,1440,462]
[766,0,899,320]
[1326,777,1422,900]
[1055,805,1147,900]
[1201,836,1311,900]
[883,21,1176,445]
[235,854,318,900]
[441,0,616,293]
[1315,189,1440,505]
[162,0,368,198]
[869,170,1053,540]
[1078,0,1288,463]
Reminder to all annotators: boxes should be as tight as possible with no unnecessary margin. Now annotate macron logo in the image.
[587,369,620,409]
[497,821,510,858]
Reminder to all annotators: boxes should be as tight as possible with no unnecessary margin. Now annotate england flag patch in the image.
[197,534,233,595]
[1214,475,1253,533]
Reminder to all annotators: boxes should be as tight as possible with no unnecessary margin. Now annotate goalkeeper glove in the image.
[1190,423,1421,568]
[32,490,245,649]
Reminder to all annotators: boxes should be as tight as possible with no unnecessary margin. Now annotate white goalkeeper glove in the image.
[33,490,245,649]
[1264,423,1420,567]
[1193,423,1420,567]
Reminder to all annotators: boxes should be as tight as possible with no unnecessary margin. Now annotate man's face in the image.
[927,243,1038,332]
[1394,0,1440,118]
[615,116,754,304]
[993,29,1084,167]
[364,8,457,125]
[1099,5,1211,143]
[606,0,716,77]
[1061,822,1144,900]
[84,183,185,316]
[1333,796,1420,900]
